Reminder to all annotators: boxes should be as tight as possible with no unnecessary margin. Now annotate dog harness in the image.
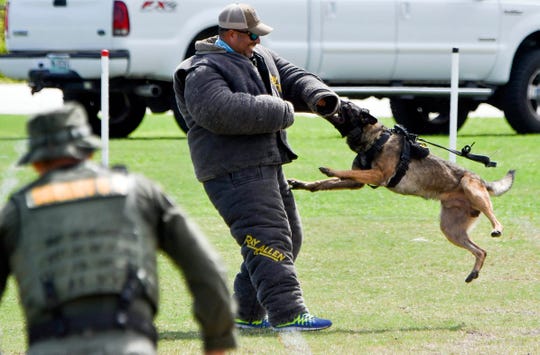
[387,130,412,188]
[352,130,391,173]
[354,125,429,188]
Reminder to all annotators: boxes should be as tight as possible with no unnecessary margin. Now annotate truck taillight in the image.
[113,0,129,36]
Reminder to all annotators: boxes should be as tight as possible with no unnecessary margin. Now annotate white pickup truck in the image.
[2,0,540,137]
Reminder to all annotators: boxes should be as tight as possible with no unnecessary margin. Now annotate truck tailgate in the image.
[7,0,113,51]
[1,0,129,80]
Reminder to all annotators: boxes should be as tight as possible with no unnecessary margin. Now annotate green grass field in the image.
[0,112,538,354]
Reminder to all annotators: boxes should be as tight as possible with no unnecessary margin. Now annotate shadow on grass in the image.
[326,322,466,336]
[159,330,201,341]
[159,329,279,340]
[126,136,186,141]
[158,323,466,340]
[0,136,25,140]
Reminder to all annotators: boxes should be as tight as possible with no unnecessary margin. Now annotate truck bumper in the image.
[0,50,130,85]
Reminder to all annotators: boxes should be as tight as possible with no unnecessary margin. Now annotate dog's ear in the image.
[362,111,378,125]
[342,100,378,126]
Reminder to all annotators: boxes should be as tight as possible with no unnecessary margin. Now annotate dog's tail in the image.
[486,170,516,196]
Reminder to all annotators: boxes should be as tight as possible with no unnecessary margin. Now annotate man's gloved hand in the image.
[323,99,376,137]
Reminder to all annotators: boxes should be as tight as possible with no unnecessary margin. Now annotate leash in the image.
[416,137,497,168]
[391,125,496,167]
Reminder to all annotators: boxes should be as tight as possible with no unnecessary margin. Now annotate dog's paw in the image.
[319,167,335,177]
[491,230,502,238]
[465,271,479,283]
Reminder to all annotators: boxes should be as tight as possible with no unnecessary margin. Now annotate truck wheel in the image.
[390,97,472,135]
[101,93,146,138]
[502,50,540,133]
[65,92,146,138]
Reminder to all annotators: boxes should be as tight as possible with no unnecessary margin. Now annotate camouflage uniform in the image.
[0,103,236,354]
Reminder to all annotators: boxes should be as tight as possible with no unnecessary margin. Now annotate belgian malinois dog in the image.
[288,102,515,283]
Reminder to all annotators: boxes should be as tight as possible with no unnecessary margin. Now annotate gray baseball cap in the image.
[18,102,101,165]
[218,3,273,36]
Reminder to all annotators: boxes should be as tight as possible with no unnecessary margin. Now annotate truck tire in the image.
[64,91,146,138]
[390,97,472,135]
[502,50,540,133]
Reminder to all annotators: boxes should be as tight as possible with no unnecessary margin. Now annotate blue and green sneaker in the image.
[235,317,270,329]
[273,313,332,331]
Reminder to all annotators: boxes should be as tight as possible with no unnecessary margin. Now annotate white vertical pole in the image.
[449,47,459,163]
[101,49,110,167]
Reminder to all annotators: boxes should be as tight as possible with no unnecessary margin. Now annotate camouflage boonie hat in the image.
[18,102,101,165]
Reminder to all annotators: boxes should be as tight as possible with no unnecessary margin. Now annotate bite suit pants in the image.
[204,165,307,325]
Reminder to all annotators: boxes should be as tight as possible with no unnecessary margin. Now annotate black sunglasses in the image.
[233,30,259,41]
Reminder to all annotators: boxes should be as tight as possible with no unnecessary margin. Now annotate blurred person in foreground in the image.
[0,103,237,354]
[174,3,346,331]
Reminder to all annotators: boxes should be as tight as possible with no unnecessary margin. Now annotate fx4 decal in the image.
[141,1,177,12]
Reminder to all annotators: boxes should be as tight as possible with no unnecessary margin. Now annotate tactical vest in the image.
[10,171,159,323]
